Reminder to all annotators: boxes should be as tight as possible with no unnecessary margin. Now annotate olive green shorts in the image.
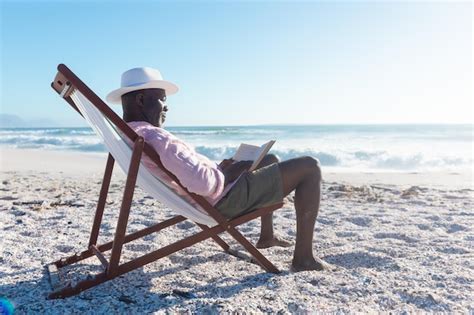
[215,163,284,219]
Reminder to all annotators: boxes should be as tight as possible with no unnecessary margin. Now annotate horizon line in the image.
[1,122,473,129]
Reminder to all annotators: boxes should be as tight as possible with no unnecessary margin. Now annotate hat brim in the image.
[106,80,179,104]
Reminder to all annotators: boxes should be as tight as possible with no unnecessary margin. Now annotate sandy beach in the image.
[1,148,473,313]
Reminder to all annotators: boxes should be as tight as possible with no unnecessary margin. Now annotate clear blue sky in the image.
[1,1,472,127]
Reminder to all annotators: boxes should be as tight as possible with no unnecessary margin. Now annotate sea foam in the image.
[1,125,472,172]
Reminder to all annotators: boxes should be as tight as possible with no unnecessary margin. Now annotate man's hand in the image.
[221,160,253,186]
[218,158,235,171]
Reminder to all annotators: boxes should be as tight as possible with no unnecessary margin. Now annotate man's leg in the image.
[253,154,292,249]
[278,156,329,271]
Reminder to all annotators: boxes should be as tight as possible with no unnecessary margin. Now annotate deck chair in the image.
[46,64,283,299]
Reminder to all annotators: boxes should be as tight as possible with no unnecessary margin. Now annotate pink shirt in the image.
[128,121,233,209]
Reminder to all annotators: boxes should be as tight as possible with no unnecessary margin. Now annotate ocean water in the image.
[0,125,472,172]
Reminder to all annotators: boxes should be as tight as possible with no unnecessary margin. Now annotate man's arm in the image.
[144,130,225,198]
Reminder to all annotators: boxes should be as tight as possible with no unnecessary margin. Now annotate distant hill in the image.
[0,114,60,128]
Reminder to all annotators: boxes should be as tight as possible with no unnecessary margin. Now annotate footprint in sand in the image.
[335,231,357,238]
[125,243,151,252]
[436,246,469,254]
[176,221,195,230]
[238,225,254,233]
[445,223,469,233]
[416,223,433,231]
[396,291,440,309]
[0,196,18,200]
[324,251,396,270]
[442,194,466,200]
[19,230,41,238]
[373,232,418,243]
[425,215,441,222]
[346,216,373,227]
[56,245,76,253]
[317,217,335,225]
[282,212,295,219]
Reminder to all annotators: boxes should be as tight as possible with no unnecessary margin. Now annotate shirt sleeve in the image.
[143,128,225,199]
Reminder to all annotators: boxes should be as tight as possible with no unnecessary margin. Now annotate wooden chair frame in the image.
[46,64,283,299]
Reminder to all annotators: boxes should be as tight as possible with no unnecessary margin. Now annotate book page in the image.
[233,140,276,171]
[249,140,275,171]
[233,143,261,161]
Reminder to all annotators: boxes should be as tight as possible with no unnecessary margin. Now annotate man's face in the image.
[140,89,168,127]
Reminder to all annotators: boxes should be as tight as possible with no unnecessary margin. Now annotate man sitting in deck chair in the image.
[106,67,330,271]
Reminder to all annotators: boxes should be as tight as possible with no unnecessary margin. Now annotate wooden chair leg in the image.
[107,138,144,276]
[89,153,115,247]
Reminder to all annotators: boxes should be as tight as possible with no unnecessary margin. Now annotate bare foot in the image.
[256,236,293,249]
[291,257,333,272]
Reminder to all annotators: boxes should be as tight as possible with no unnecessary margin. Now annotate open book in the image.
[233,140,276,172]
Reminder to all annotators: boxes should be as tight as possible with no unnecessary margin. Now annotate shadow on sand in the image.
[0,249,278,313]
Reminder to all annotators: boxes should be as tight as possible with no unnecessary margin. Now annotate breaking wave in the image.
[0,125,472,171]
[194,145,472,171]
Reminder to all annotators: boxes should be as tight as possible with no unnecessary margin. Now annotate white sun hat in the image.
[106,67,179,104]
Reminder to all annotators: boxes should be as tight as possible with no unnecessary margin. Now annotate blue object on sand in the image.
[0,297,14,315]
